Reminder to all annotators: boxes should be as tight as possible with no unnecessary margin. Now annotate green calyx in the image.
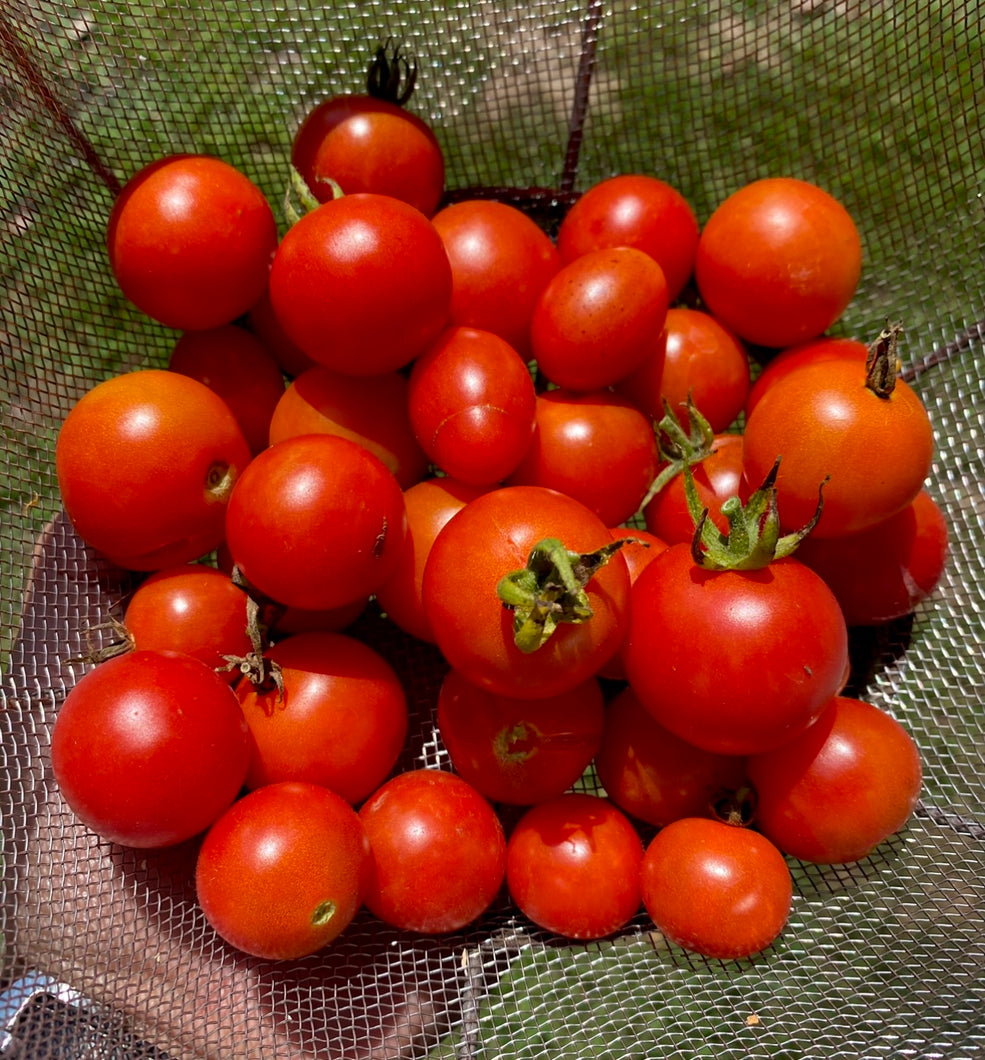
[640,395,717,510]
[284,164,343,227]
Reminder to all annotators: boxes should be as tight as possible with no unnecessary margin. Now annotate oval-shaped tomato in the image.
[50,650,250,848]
[437,668,605,805]
[622,543,849,756]
[269,193,452,374]
[224,433,407,611]
[694,177,862,349]
[107,154,278,330]
[236,631,408,803]
[506,793,644,940]
[744,336,868,419]
[747,696,923,864]
[196,781,370,960]
[359,769,507,934]
[422,485,632,699]
[640,817,792,960]
[55,370,252,571]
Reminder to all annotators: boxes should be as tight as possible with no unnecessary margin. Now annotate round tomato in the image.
[247,287,318,378]
[505,793,644,940]
[694,177,862,349]
[55,369,252,571]
[747,695,923,864]
[107,154,277,330]
[269,192,452,374]
[437,668,605,805]
[359,769,506,934]
[236,631,408,803]
[50,650,250,848]
[224,433,407,611]
[744,336,868,418]
[196,781,370,960]
[640,817,792,960]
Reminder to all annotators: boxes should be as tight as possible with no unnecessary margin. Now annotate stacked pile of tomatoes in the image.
[50,55,947,964]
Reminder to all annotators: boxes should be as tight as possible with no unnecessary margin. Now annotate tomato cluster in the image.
[50,55,947,965]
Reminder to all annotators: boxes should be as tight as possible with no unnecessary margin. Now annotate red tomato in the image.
[374,476,488,643]
[437,668,605,805]
[168,324,286,456]
[107,154,277,330]
[506,389,661,526]
[236,631,407,803]
[431,199,560,356]
[269,193,452,374]
[744,336,868,418]
[359,769,507,934]
[247,287,318,378]
[747,696,923,864]
[556,174,700,300]
[505,793,644,940]
[422,485,632,699]
[407,326,537,485]
[268,364,429,488]
[55,370,251,570]
[50,650,250,848]
[196,781,370,960]
[641,817,792,960]
[594,686,749,827]
[224,434,407,611]
[623,543,849,755]
[530,246,669,392]
[694,177,862,348]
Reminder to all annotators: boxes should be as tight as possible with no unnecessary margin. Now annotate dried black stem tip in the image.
[367,38,417,104]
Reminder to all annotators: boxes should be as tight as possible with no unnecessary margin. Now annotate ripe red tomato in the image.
[422,485,632,699]
[269,193,452,374]
[556,173,700,300]
[246,287,318,378]
[640,817,792,960]
[744,336,868,418]
[55,369,252,571]
[50,650,250,848]
[529,246,669,391]
[694,177,862,348]
[623,543,849,755]
[107,154,278,330]
[747,696,923,864]
[407,326,537,485]
[224,433,407,611]
[594,686,749,828]
[168,323,286,456]
[268,364,428,488]
[505,389,661,527]
[359,769,507,934]
[195,781,370,960]
[505,793,644,940]
[431,198,560,356]
[436,668,605,805]
[236,631,408,803]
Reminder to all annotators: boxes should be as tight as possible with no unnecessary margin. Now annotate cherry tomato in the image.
[224,433,407,611]
[694,177,862,348]
[556,173,700,300]
[747,696,923,864]
[431,198,560,357]
[505,793,644,940]
[744,336,868,418]
[641,817,792,960]
[55,369,251,571]
[269,193,452,374]
[623,543,849,755]
[50,650,250,848]
[505,389,661,527]
[437,668,605,805]
[247,287,318,378]
[268,364,429,488]
[196,781,370,960]
[359,769,507,934]
[407,326,537,485]
[530,246,669,392]
[107,154,278,330]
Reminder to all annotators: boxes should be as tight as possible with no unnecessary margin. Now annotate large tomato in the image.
[55,369,252,570]
[50,650,250,848]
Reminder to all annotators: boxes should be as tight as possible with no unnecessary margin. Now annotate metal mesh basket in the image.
[2,1,984,1057]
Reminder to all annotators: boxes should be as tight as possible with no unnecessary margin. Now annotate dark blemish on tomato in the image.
[373,517,387,558]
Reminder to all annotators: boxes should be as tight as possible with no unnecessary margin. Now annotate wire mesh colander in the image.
[2,1,985,1057]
